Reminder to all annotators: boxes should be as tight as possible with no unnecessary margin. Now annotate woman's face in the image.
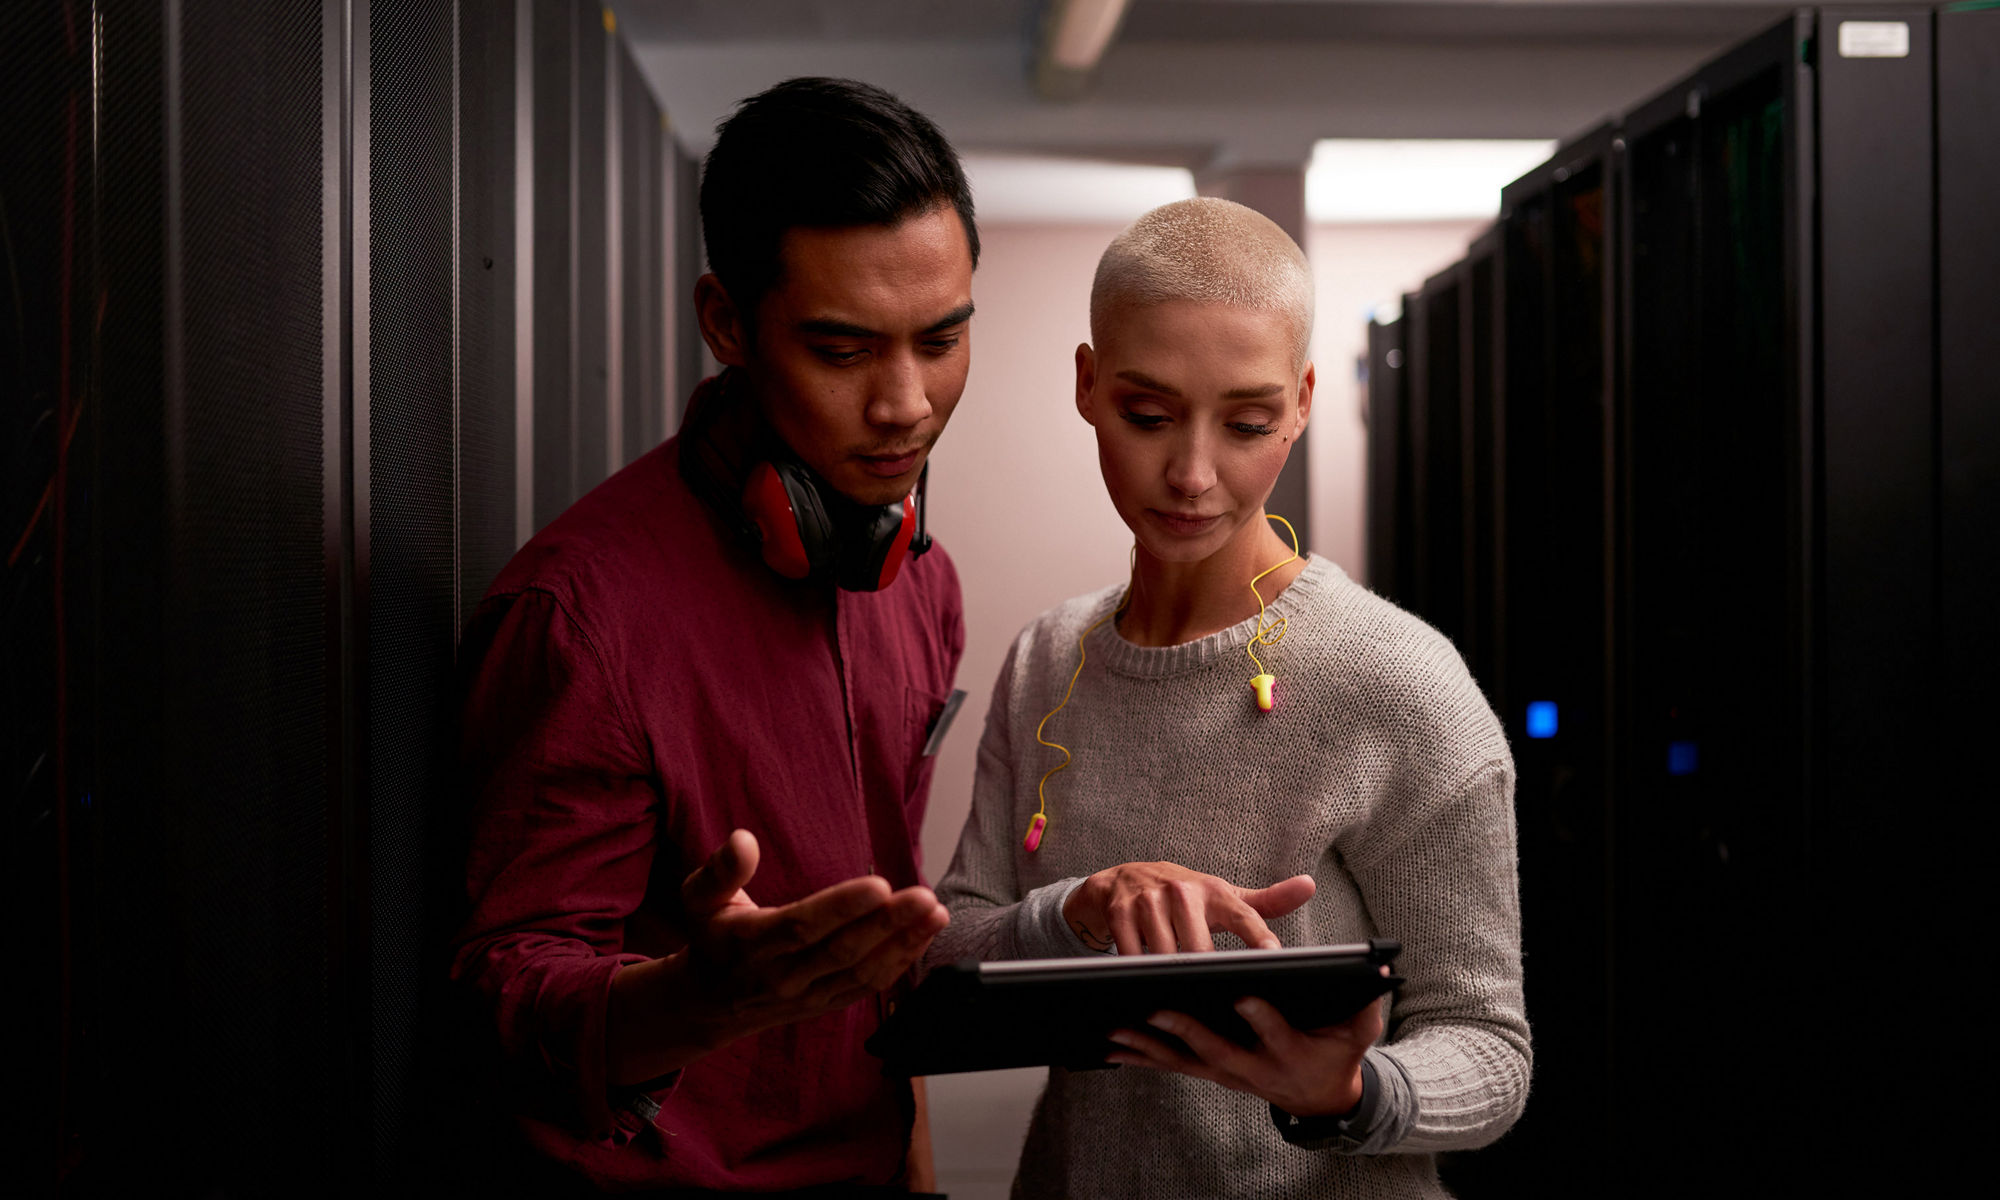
[1075,300,1314,565]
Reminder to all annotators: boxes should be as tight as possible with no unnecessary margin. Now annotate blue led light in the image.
[1525,701,1559,739]
[1668,741,1700,776]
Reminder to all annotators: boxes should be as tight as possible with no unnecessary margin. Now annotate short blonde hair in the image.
[1090,196,1314,370]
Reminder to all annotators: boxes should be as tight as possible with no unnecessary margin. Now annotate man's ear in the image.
[695,273,750,368]
[1292,360,1316,440]
[1074,343,1098,424]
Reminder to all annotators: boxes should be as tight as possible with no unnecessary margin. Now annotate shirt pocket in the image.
[903,684,953,820]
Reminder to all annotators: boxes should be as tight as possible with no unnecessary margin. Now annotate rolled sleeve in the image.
[451,587,661,1142]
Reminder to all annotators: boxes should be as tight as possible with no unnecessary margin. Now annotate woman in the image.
[927,198,1529,1199]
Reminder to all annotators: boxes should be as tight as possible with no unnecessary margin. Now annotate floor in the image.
[927,1067,1044,1200]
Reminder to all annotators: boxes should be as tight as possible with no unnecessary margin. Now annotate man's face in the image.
[735,206,975,508]
[1075,299,1313,565]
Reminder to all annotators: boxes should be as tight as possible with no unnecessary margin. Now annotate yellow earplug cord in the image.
[1246,513,1300,682]
[1029,513,1300,844]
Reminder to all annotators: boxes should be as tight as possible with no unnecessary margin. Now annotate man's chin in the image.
[823,464,920,509]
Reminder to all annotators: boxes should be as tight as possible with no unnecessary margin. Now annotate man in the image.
[452,78,977,1193]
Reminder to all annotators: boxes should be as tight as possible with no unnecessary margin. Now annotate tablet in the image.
[867,938,1402,1077]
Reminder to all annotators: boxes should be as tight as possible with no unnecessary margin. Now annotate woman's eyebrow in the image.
[1115,369,1181,396]
[1114,369,1283,402]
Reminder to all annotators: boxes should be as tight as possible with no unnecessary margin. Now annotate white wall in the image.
[919,217,1487,1197]
[923,223,1133,876]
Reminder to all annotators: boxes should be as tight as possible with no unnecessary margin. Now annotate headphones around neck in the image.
[741,457,932,592]
[680,374,933,593]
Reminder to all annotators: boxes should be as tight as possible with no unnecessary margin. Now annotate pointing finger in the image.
[1237,874,1315,920]
[1214,898,1281,951]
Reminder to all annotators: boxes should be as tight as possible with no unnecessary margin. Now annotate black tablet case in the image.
[868,938,1402,1076]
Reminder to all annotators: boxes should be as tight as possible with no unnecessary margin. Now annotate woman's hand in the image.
[1106,986,1387,1118]
[1061,862,1316,954]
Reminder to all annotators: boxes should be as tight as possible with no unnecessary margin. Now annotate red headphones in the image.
[741,457,930,592]
[680,372,933,593]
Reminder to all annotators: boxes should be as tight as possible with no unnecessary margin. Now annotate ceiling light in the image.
[1307,139,1558,223]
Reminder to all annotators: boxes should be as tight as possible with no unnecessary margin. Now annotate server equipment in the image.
[1365,236,1503,701]
[1363,316,1412,606]
[1405,265,1466,650]
[4,2,680,1193]
[1495,119,1623,1179]
[1371,7,1995,1193]
[1458,231,1502,704]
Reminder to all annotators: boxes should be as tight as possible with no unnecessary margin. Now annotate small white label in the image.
[1838,21,1910,58]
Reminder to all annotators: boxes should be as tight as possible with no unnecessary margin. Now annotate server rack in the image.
[1364,316,1414,605]
[1456,234,1504,704]
[6,2,682,1191]
[1612,18,1818,1183]
[1382,8,1982,1194]
[1458,232,1503,704]
[1407,266,1467,649]
[1613,12,1947,1186]
[1937,4,2000,822]
[1493,120,1623,1177]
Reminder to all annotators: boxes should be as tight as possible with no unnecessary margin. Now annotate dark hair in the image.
[699,77,979,316]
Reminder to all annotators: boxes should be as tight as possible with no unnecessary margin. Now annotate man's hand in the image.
[1061,861,1315,955]
[1105,980,1388,1118]
[607,830,948,1085]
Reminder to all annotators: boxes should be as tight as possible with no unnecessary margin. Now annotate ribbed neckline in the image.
[1088,555,1341,679]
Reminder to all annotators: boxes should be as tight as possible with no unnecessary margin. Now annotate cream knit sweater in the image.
[928,555,1530,1199]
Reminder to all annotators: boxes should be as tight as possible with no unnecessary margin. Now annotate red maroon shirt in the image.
[451,382,964,1192]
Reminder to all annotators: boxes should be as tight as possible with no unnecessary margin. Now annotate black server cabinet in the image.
[458,0,522,624]
[1364,316,1413,604]
[1613,20,1814,1181]
[1614,8,1943,1187]
[1459,232,1502,701]
[617,40,665,463]
[573,0,610,484]
[1399,237,1502,697]
[529,0,576,533]
[1934,6,1998,865]
[1495,122,1622,1173]
[673,142,707,426]
[8,1,680,1192]
[1407,267,1466,647]
[1367,8,1982,1194]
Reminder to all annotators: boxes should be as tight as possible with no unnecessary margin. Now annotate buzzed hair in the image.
[1090,196,1314,370]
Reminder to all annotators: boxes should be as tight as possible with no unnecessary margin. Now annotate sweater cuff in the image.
[1271,1048,1414,1154]
[1272,1057,1378,1151]
[1013,876,1099,958]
